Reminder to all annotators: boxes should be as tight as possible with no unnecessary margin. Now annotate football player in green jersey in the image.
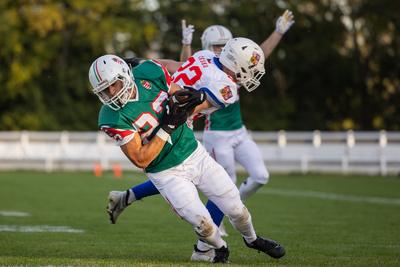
[106,10,294,262]
[89,54,285,263]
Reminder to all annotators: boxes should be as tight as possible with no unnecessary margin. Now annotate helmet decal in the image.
[249,51,261,68]
[93,59,102,82]
[112,57,124,64]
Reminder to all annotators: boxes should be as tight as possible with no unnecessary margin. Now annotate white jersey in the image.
[172,50,239,115]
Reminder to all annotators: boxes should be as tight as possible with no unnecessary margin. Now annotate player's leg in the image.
[203,131,237,183]
[107,179,160,224]
[130,179,160,200]
[234,128,269,201]
[147,151,230,263]
[196,144,285,258]
[210,188,284,258]
[203,131,236,236]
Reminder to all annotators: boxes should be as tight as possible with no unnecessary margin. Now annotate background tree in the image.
[0,0,399,131]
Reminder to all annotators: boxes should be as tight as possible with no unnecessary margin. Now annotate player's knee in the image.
[229,205,251,225]
[194,216,215,238]
[251,169,269,184]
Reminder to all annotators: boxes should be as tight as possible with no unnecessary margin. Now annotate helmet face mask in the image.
[89,55,135,110]
[219,38,266,92]
[201,25,233,55]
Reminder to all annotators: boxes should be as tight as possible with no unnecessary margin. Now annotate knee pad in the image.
[229,205,250,223]
[250,169,270,185]
[239,179,264,201]
[228,206,254,236]
[212,187,243,216]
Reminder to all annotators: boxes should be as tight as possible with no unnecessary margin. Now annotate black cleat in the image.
[212,246,230,263]
[244,236,285,259]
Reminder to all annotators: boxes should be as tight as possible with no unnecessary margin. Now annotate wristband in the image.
[156,128,170,141]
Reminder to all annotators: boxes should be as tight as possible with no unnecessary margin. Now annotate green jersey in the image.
[205,101,243,131]
[98,60,198,173]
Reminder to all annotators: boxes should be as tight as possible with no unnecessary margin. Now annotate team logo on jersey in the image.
[220,86,233,101]
[249,51,260,67]
[141,80,152,90]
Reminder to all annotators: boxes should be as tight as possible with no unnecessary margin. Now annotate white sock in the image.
[196,224,226,249]
[127,189,136,205]
[196,240,213,251]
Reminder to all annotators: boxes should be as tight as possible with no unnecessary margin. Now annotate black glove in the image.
[123,57,144,68]
[170,86,206,115]
[160,101,188,134]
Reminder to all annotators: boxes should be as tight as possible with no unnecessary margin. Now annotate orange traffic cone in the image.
[113,164,123,179]
[94,163,103,177]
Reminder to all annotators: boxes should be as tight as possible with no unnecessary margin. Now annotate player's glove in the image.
[170,86,206,115]
[275,10,295,34]
[123,57,144,68]
[181,19,195,45]
[160,101,188,135]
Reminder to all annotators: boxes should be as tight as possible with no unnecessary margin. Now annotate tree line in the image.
[1,0,399,131]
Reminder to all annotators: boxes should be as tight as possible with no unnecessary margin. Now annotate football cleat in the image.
[212,246,230,263]
[190,245,215,262]
[244,236,285,259]
[107,190,131,224]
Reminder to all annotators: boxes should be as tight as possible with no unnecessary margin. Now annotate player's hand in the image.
[181,19,195,45]
[123,57,144,68]
[160,101,188,134]
[275,10,295,35]
[170,86,206,115]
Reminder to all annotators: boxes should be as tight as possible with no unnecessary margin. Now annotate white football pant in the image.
[146,142,257,248]
[203,126,269,200]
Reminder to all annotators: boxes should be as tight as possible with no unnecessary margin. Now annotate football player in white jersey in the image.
[176,10,295,260]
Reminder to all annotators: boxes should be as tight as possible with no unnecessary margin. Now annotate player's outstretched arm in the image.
[260,9,294,58]
[180,19,194,62]
[156,59,183,74]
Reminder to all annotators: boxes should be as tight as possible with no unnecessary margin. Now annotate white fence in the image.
[0,131,399,175]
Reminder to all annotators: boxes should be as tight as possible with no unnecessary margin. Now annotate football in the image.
[169,90,196,115]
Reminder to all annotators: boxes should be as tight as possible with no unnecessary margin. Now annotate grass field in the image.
[0,171,399,266]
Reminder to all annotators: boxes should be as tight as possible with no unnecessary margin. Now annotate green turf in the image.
[0,171,399,266]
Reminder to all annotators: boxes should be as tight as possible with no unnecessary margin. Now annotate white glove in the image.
[275,10,295,34]
[181,19,195,45]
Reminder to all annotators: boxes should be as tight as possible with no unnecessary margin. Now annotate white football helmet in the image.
[219,37,265,92]
[201,25,233,54]
[88,55,135,110]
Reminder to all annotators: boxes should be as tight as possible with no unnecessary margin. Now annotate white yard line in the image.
[0,225,84,233]
[261,188,400,205]
[0,211,31,217]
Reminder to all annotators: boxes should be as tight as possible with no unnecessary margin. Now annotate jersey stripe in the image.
[201,87,225,109]
[212,57,223,70]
